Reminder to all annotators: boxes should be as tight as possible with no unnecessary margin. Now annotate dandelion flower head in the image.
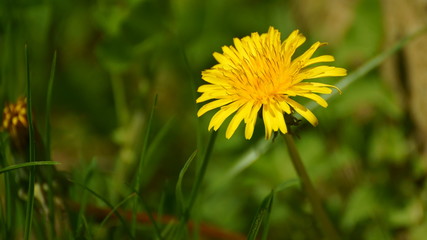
[1,97,28,138]
[196,27,347,139]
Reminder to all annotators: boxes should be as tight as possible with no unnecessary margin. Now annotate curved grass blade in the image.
[247,190,274,240]
[70,179,134,239]
[248,179,300,240]
[184,130,217,222]
[0,161,58,175]
[176,150,197,211]
[274,178,300,193]
[99,193,137,229]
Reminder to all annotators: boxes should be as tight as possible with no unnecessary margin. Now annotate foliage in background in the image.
[1,0,426,239]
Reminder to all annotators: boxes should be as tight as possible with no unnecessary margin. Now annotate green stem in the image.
[188,130,217,211]
[24,44,36,240]
[184,130,218,222]
[110,74,129,125]
[132,95,158,237]
[45,51,57,240]
[283,134,339,240]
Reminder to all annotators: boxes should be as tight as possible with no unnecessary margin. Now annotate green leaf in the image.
[176,150,197,212]
[0,161,59,175]
[247,190,274,240]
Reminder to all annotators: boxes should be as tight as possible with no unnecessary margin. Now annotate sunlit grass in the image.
[0,1,426,239]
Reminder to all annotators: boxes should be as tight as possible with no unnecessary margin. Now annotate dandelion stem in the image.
[283,133,339,240]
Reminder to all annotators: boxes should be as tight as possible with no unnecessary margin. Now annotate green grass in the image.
[24,44,36,240]
[1,0,426,239]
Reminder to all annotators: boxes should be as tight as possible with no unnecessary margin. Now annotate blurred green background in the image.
[1,0,427,239]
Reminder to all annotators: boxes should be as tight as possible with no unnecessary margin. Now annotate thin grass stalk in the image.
[45,51,57,240]
[0,192,4,238]
[111,74,129,125]
[179,46,204,155]
[70,179,134,239]
[132,94,158,237]
[283,133,339,240]
[78,159,99,233]
[260,195,273,240]
[24,45,36,240]
[0,137,14,239]
[184,130,218,222]
[4,172,14,239]
[136,194,164,239]
[99,193,137,229]
[247,190,274,240]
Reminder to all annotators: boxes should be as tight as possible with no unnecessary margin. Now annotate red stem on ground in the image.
[67,201,246,240]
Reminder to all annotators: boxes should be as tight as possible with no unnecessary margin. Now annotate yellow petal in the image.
[282,30,306,65]
[292,42,325,67]
[271,102,287,134]
[233,37,250,60]
[222,46,242,64]
[202,72,227,85]
[262,106,273,139]
[296,66,347,82]
[244,103,262,139]
[208,101,245,130]
[197,98,233,116]
[304,55,335,67]
[286,98,318,126]
[295,82,341,94]
[298,93,328,108]
[225,102,253,139]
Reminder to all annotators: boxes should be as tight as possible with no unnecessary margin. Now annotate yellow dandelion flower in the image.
[196,27,347,139]
[1,97,28,135]
[1,97,30,151]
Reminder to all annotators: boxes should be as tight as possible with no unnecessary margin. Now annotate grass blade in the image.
[24,45,36,240]
[99,193,137,229]
[247,179,299,240]
[0,137,15,239]
[132,94,158,236]
[135,193,164,240]
[0,161,58,175]
[145,118,174,167]
[176,150,197,211]
[75,160,96,238]
[247,190,274,240]
[274,179,300,193]
[179,45,204,152]
[184,130,217,222]
[45,51,57,240]
[70,179,134,239]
